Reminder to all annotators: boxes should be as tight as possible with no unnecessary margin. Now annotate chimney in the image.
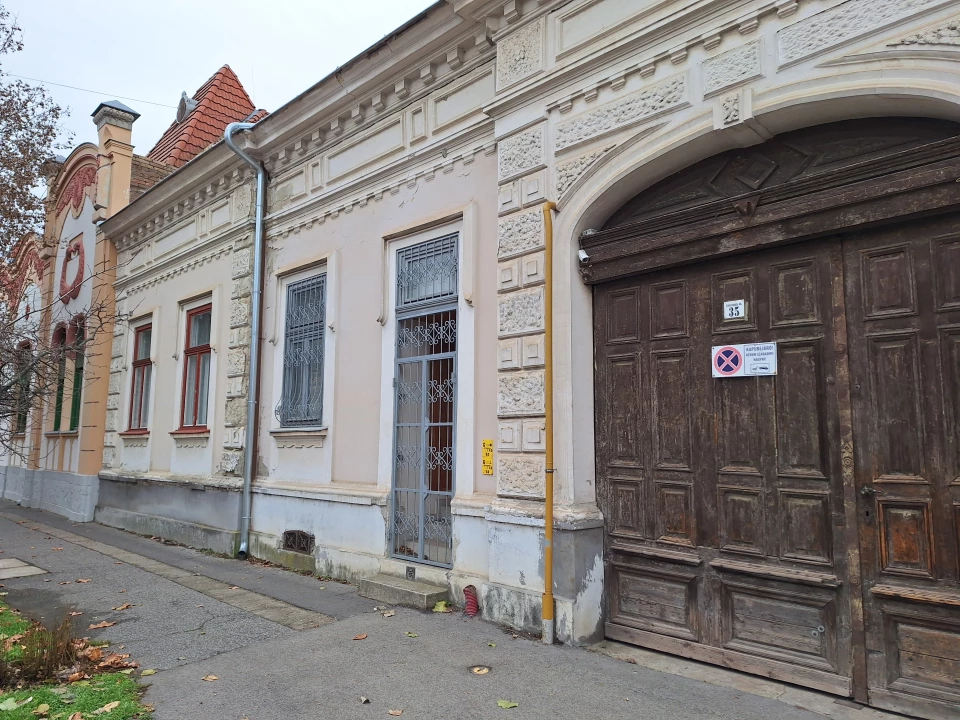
[91,100,140,222]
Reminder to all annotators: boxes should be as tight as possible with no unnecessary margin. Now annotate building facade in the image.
[9,1,960,717]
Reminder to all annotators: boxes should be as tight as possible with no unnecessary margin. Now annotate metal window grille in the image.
[277,274,326,427]
[396,234,458,308]
[282,530,315,554]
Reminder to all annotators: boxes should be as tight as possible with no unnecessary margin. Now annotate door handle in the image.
[859,486,879,498]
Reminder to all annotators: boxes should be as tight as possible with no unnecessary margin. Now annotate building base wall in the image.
[0,466,99,522]
[95,475,241,555]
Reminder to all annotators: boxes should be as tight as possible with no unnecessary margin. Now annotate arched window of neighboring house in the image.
[66,315,86,432]
[14,340,31,435]
[52,324,67,432]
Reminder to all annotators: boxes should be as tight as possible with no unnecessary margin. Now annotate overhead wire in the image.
[4,73,176,108]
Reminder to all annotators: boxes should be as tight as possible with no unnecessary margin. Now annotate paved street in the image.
[0,501,901,720]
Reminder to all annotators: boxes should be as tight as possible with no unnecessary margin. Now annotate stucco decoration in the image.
[498,209,544,259]
[59,237,85,304]
[555,74,687,152]
[777,0,942,65]
[722,94,741,124]
[891,16,960,44]
[0,237,44,309]
[703,40,762,96]
[55,165,97,217]
[498,286,545,336]
[497,454,545,498]
[497,18,544,89]
[498,124,545,181]
[227,348,247,376]
[498,370,545,416]
[556,145,616,197]
[232,185,252,221]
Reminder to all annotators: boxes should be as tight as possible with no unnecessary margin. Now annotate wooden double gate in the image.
[585,119,960,719]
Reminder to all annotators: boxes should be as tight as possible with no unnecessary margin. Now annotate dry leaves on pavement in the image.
[202,674,219,682]
[67,672,90,682]
[388,711,404,716]
[68,611,82,616]
[112,603,135,611]
[69,713,83,720]
[88,621,116,629]
[382,610,395,618]
[93,700,120,715]
[82,646,103,662]
[76,579,91,583]
[99,653,137,669]
[353,633,368,640]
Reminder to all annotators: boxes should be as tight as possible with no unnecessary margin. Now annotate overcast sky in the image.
[4,0,436,155]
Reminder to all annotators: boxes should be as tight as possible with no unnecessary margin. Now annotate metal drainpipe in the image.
[542,201,557,644]
[223,122,267,559]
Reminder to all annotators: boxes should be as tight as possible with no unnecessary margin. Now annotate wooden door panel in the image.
[596,239,854,691]
[844,215,960,719]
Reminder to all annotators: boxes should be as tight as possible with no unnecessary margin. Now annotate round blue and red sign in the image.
[714,346,743,376]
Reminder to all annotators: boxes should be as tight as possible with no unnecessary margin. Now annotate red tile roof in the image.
[147,65,266,169]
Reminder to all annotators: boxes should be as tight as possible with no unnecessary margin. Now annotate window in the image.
[180,305,211,429]
[278,274,326,427]
[13,342,31,435]
[52,325,67,431]
[68,318,84,431]
[128,324,153,430]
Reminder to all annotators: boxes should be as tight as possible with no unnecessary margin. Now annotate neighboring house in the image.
[12,2,960,717]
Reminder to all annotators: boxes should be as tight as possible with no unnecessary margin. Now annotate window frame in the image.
[13,340,32,435]
[68,317,85,432]
[277,272,327,428]
[127,323,153,432]
[51,324,67,432]
[179,304,212,431]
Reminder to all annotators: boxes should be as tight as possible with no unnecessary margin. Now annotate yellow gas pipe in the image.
[542,201,557,645]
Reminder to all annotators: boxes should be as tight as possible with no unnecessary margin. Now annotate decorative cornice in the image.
[120,242,234,296]
[890,15,960,46]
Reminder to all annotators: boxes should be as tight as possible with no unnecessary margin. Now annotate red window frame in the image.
[179,305,212,430]
[128,324,152,431]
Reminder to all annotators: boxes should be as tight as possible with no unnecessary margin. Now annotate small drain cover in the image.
[470,665,491,675]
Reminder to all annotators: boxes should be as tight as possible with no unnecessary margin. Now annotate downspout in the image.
[542,201,557,644]
[223,122,267,559]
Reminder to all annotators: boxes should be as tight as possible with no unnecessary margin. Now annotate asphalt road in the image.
[0,502,839,720]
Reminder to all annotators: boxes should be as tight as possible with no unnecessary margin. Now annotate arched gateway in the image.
[584,118,960,719]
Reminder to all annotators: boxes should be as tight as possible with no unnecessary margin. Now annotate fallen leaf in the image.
[141,669,157,676]
[114,562,123,565]
[88,621,116,629]
[69,611,83,617]
[497,700,519,709]
[359,697,370,705]
[76,579,91,584]
[112,604,134,611]
[228,586,240,590]
[83,646,103,661]
[32,703,51,716]
[52,547,63,551]
[67,672,89,682]
[488,642,496,648]
[202,674,219,682]
[388,711,403,716]
[59,581,72,585]
[405,632,418,638]
[382,610,395,618]
[69,714,83,720]
[353,633,368,640]
[432,600,452,613]
[0,698,21,711]
[93,700,120,715]
[98,652,137,669]
[119,668,134,674]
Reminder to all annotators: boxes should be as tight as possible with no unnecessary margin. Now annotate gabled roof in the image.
[147,65,266,169]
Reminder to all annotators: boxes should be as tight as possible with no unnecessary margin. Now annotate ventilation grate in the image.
[282,530,315,555]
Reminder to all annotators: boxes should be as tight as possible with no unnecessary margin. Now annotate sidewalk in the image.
[0,501,895,720]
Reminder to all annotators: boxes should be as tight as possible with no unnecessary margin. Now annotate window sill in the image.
[170,428,210,437]
[119,429,150,437]
[170,428,210,449]
[270,426,327,449]
[45,431,79,439]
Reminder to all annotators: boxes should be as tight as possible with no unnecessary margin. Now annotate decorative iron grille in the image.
[277,274,326,426]
[396,234,457,308]
[282,530,315,554]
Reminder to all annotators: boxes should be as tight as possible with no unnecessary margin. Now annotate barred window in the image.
[278,274,326,427]
[396,234,457,309]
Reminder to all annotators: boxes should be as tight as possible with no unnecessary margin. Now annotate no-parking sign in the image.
[712,343,777,378]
